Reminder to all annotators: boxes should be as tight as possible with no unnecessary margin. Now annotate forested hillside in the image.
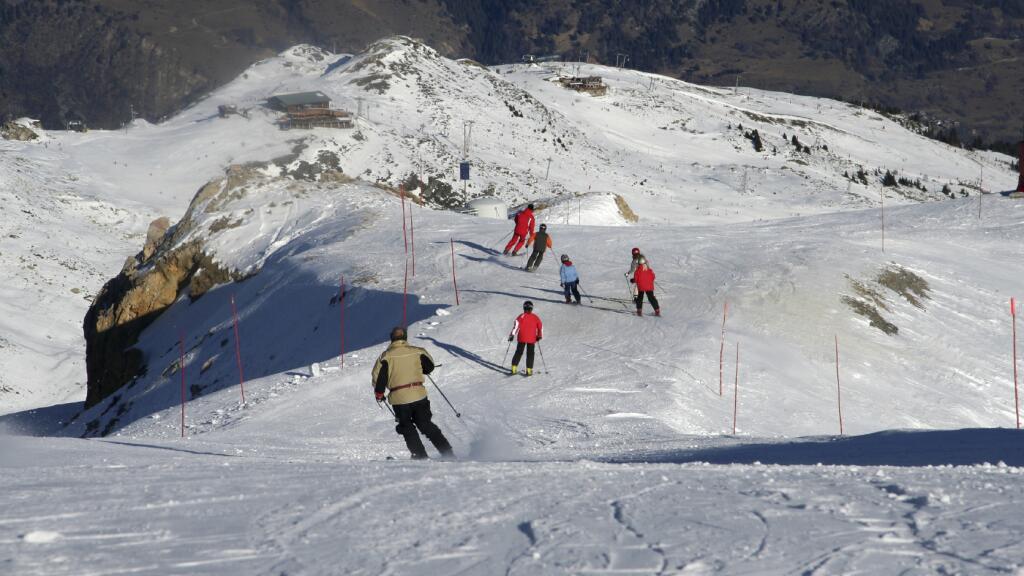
[2,0,1022,142]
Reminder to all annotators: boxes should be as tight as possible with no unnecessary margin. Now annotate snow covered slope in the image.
[2,36,1023,574]
[0,36,1016,413]
[2,174,1024,574]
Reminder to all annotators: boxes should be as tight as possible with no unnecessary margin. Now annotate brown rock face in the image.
[1,121,38,141]
[82,172,250,408]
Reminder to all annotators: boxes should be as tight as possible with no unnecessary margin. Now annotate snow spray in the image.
[1013,297,1019,430]
[719,301,728,396]
[732,342,739,435]
[450,238,460,305]
[835,334,843,435]
[467,424,524,462]
[230,294,246,405]
[178,329,186,438]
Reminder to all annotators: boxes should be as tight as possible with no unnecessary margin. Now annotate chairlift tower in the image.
[616,53,629,68]
[461,120,475,204]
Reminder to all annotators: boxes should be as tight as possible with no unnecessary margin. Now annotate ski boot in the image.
[655,308,661,317]
[526,368,533,376]
[565,297,572,304]
[511,365,518,375]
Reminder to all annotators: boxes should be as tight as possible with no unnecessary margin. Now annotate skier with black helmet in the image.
[525,223,552,272]
[372,327,454,459]
[508,301,543,375]
[559,254,581,304]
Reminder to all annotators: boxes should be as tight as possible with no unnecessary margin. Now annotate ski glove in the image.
[560,282,564,287]
[629,278,636,284]
[375,391,385,401]
[508,334,514,342]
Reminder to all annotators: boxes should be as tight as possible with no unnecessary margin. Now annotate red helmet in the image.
[631,247,640,256]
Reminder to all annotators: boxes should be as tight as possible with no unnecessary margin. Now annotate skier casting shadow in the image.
[373,327,454,460]
[458,253,524,271]
[452,239,500,256]
[420,336,508,374]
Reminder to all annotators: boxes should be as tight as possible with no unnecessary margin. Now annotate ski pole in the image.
[426,374,461,418]
[501,338,513,367]
[378,398,395,417]
[579,283,593,304]
[537,342,549,374]
[494,230,512,251]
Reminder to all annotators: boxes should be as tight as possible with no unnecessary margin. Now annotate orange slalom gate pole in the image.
[179,329,187,438]
[732,342,739,435]
[410,200,415,277]
[230,294,246,405]
[403,259,408,328]
[401,186,408,254]
[1013,297,1019,430]
[340,275,346,368]
[835,334,843,435]
[719,301,728,396]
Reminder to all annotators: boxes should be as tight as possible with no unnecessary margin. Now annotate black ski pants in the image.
[393,398,453,459]
[635,290,659,311]
[526,249,545,271]
[511,342,535,369]
[563,280,581,303]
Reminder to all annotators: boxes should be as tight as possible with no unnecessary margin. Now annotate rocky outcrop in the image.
[1,120,39,141]
[82,168,256,407]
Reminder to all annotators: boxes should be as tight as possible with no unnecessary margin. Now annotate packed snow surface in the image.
[2,37,1024,574]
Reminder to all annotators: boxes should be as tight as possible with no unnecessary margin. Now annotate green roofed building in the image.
[266,91,331,113]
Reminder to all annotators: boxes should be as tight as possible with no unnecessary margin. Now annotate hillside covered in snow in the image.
[1,36,1023,574]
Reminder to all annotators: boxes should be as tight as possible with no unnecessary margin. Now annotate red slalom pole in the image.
[732,341,739,435]
[1012,297,1019,430]
[403,259,408,328]
[880,188,885,254]
[401,186,408,254]
[340,275,346,368]
[179,329,186,438]
[230,294,246,405]
[719,301,728,396]
[835,334,843,435]
[450,237,460,305]
[410,200,416,277]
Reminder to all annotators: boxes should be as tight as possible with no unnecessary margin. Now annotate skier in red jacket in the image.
[508,300,543,375]
[504,204,535,256]
[630,257,660,317]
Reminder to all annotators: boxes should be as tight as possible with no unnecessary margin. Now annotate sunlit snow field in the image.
[2,38,1023,574]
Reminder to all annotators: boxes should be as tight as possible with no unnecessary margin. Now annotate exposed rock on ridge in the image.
[82,167,258,407]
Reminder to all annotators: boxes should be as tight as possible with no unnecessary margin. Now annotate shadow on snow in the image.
[600,428,1024,467]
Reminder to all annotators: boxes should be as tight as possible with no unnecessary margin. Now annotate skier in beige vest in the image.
[372,327,453,460]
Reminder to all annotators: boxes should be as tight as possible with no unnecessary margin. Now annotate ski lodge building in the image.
[266,91,353,130]
[558,76,607,96]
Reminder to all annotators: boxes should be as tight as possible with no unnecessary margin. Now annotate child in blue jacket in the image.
[559,254,581,304]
